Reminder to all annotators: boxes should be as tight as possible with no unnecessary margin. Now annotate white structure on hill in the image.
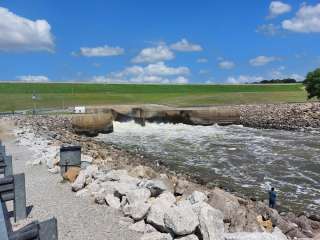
[74,106,86,114]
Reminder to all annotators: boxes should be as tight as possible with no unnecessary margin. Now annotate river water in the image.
[99,121,320,213]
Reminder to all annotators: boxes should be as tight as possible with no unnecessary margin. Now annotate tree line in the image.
[248,68,320,100]
[252,78,298,84]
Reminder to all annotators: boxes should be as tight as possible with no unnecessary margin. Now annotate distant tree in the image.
[303,68,320,99]
[253,78,297,84]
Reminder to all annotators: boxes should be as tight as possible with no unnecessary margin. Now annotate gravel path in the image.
[2,130,141,240]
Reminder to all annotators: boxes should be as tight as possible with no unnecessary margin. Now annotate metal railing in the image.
[0,140,58,240]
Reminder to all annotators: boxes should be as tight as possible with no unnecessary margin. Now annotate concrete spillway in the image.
[86,105,240,126]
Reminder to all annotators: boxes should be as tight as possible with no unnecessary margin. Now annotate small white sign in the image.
[74,106,86,114]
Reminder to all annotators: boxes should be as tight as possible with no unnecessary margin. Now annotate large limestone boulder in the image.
[314,233,320,240]
[104,169,141,185]
[105,169,129,181]
[272,227,288,240]
[123,202,151,221]
[192,202,224,240]
[84,165,99,178]
[140,232,173,240]
[164,201,199,236]
[145,224,157,233]
[156,192,176,205]
[243,207,265,232]
[105,194,121,209]
[226,205,247,232]
[208,188,240,221]
[187,191,208,205]
[71,113,113,137]
[129,165,158,179]
[276,218,298,236]
[176,235,199,240]
[288,215,314,238]
[146,192,176,232]
[174,179,191,195]
[113,182,139,198]
[126,188,151,205]
[71,170,86,191]
[93,189,107,204]
[224,227,287,240]
[147,202,170,232]
[208,188,263,233]
[129,220,146,233]
[139,179,171,197]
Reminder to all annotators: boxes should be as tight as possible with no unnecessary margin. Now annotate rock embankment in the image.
[240,102,320,130]
[5,115,320,240]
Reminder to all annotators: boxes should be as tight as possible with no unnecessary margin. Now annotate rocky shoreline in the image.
[1,115,319,239]
[239,102,320,131]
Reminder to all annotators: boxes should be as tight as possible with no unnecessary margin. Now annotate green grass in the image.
[0,82,308,112]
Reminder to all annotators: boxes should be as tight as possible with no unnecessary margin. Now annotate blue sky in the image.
[0,0,320,84]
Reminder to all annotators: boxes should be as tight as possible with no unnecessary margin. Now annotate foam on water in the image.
[99,121,320,213]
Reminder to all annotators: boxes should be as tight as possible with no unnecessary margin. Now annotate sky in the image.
[0,0,320,84]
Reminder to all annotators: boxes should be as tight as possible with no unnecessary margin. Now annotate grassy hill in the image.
[0,82,308,112]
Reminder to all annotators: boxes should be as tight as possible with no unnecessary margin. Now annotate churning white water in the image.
[98,121,320,213]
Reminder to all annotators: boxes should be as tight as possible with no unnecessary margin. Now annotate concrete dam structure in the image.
[129,107,240,126]
[86,105,240,126]
[71,113,114,137]
[72,105,240,136]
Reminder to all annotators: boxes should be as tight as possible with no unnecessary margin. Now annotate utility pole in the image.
[32,91,37,115]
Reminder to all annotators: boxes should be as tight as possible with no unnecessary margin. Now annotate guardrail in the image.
[0,140,58,239]
[0,145,13,177]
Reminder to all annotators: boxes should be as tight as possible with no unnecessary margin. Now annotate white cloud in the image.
[197,58,208,63]
[116,62,190,77]
[227,66,305,84]
[93,75,189,84]
[0,7,54,52]
[289,73,304,81]
[172,76,189,84]
[269,1,291,18]
[78,45,124,57]
[282,3,320,33]
[205,80,215,84]
[218,60,235,69]
[132,45,174,63]
[227,75,264,84]
[17,75,50,82]
[256,24,281,36]
[92,76,128,83]
[144,62,190,76]
[249,56,278,66]
[269,67,304,81]
[93,62,190,84]
[170,38,202,52]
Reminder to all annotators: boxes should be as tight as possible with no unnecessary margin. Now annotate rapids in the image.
[98,121,320,213]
